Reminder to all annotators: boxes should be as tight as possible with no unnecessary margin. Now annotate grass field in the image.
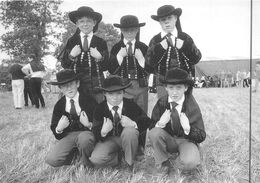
[0,88,259,183]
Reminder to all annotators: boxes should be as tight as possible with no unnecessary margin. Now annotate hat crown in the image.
[120,15,139,27]
[77,6,94,13]
[56,69,77,83]
[103,75,125,88]
[157,5,175,16]
[165,68,189,80]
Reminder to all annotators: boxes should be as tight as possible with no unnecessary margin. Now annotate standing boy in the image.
[146,5,202,98]
[148,68,206,174]
[46,69,97,167]
[108,15,151,113]
[89,75,151,171]
[62,6,109,103]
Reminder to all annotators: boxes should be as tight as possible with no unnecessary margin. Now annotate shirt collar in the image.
[161,27,178,38]
[66,92,79,103]
[123,38,136,46]
[168,94,185,106]
[80,31,93,39]
[107,101,123,112]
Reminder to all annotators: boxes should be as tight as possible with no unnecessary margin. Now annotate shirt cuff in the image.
[155,121,166,128]
[116,54,123,65]
[56,128,63,134]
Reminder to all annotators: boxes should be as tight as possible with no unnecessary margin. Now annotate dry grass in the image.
[0,88,259,183]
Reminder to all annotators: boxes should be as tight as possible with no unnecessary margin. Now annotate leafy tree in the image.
[0,0,63,63]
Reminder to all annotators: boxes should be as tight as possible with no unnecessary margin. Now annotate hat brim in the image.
[151,8,182,21]
[47,73,83,86]
[95,82,132,92]
[69,11,102,24]
[113,22,145,28]
[160,78,194,86]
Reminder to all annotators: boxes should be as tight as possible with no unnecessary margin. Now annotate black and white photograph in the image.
[0,0,259,182]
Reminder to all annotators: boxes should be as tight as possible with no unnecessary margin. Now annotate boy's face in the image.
[104,90,124,106]
[159,14,177,33]
[76,16,96,34]
[59,80,79,99]
[121,27,139,41]
[165,84,188,102]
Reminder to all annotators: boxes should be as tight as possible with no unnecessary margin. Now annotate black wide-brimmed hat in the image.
[96,75,132,92]
[114,15,145,29]
[151,5,182,21]
[48,69,82,86]
[161,68,194,86]
[69,6,102,32]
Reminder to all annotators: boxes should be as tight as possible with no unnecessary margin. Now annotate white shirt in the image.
[65,92,81,115]
[116,38,145,68]
[107,101,123,118]
[80,31,93,48]
[22,63,46,78]
[155,94,185,128]
[161,26,178,46]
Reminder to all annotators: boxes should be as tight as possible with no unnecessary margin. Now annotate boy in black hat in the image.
[146,5,202,98]
[62,6,109,103]
[89,75,151,171]
[148,68,206,174]
[108,15,151,113]
[46,69,97,167]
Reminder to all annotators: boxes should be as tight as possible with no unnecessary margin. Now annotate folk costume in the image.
[146,5,202,98]
[46,69,97,167]
[149,68,206,171]
[108,15,150,113]
[62,7,109,103]
[90,75,151,168]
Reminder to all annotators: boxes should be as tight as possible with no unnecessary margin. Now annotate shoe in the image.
[125,164,134,174]
[155,159,173,175]
[15,107,22,109]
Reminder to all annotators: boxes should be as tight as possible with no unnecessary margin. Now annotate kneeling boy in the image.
[46,69,97,167]
[90,75,151,171]
[149,68,206,174]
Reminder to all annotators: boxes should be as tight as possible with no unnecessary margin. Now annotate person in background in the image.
[46,69,97,167]
[22,55,46,109]
[253,61,260,92]
[62,6,109,103]
[24,76,34,107]
[149,68,206,175]
[8,63,26,109]
[146,5,202,98]
[108,15,151,113]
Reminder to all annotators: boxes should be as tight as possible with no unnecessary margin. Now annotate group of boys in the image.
[45,4,206,176]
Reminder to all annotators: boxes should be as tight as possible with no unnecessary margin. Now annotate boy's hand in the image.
[70,45,81,58]
[157,109,171,126]
[160,39,168,50]
[117,47,128,58]
[101,117,113,135]
[80,111,92,129]
[176,38,184,49]
[180,113,190,135]
[121,115,136,128]
[90,47,102,60]
[56,115,70,132]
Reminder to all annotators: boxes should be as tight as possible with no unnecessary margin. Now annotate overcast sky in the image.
[0,0,259,62]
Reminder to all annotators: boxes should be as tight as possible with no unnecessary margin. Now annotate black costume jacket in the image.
[50,94,97,140]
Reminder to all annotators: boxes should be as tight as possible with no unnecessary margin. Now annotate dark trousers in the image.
[24,79,34,106]
[30,77,45,108]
